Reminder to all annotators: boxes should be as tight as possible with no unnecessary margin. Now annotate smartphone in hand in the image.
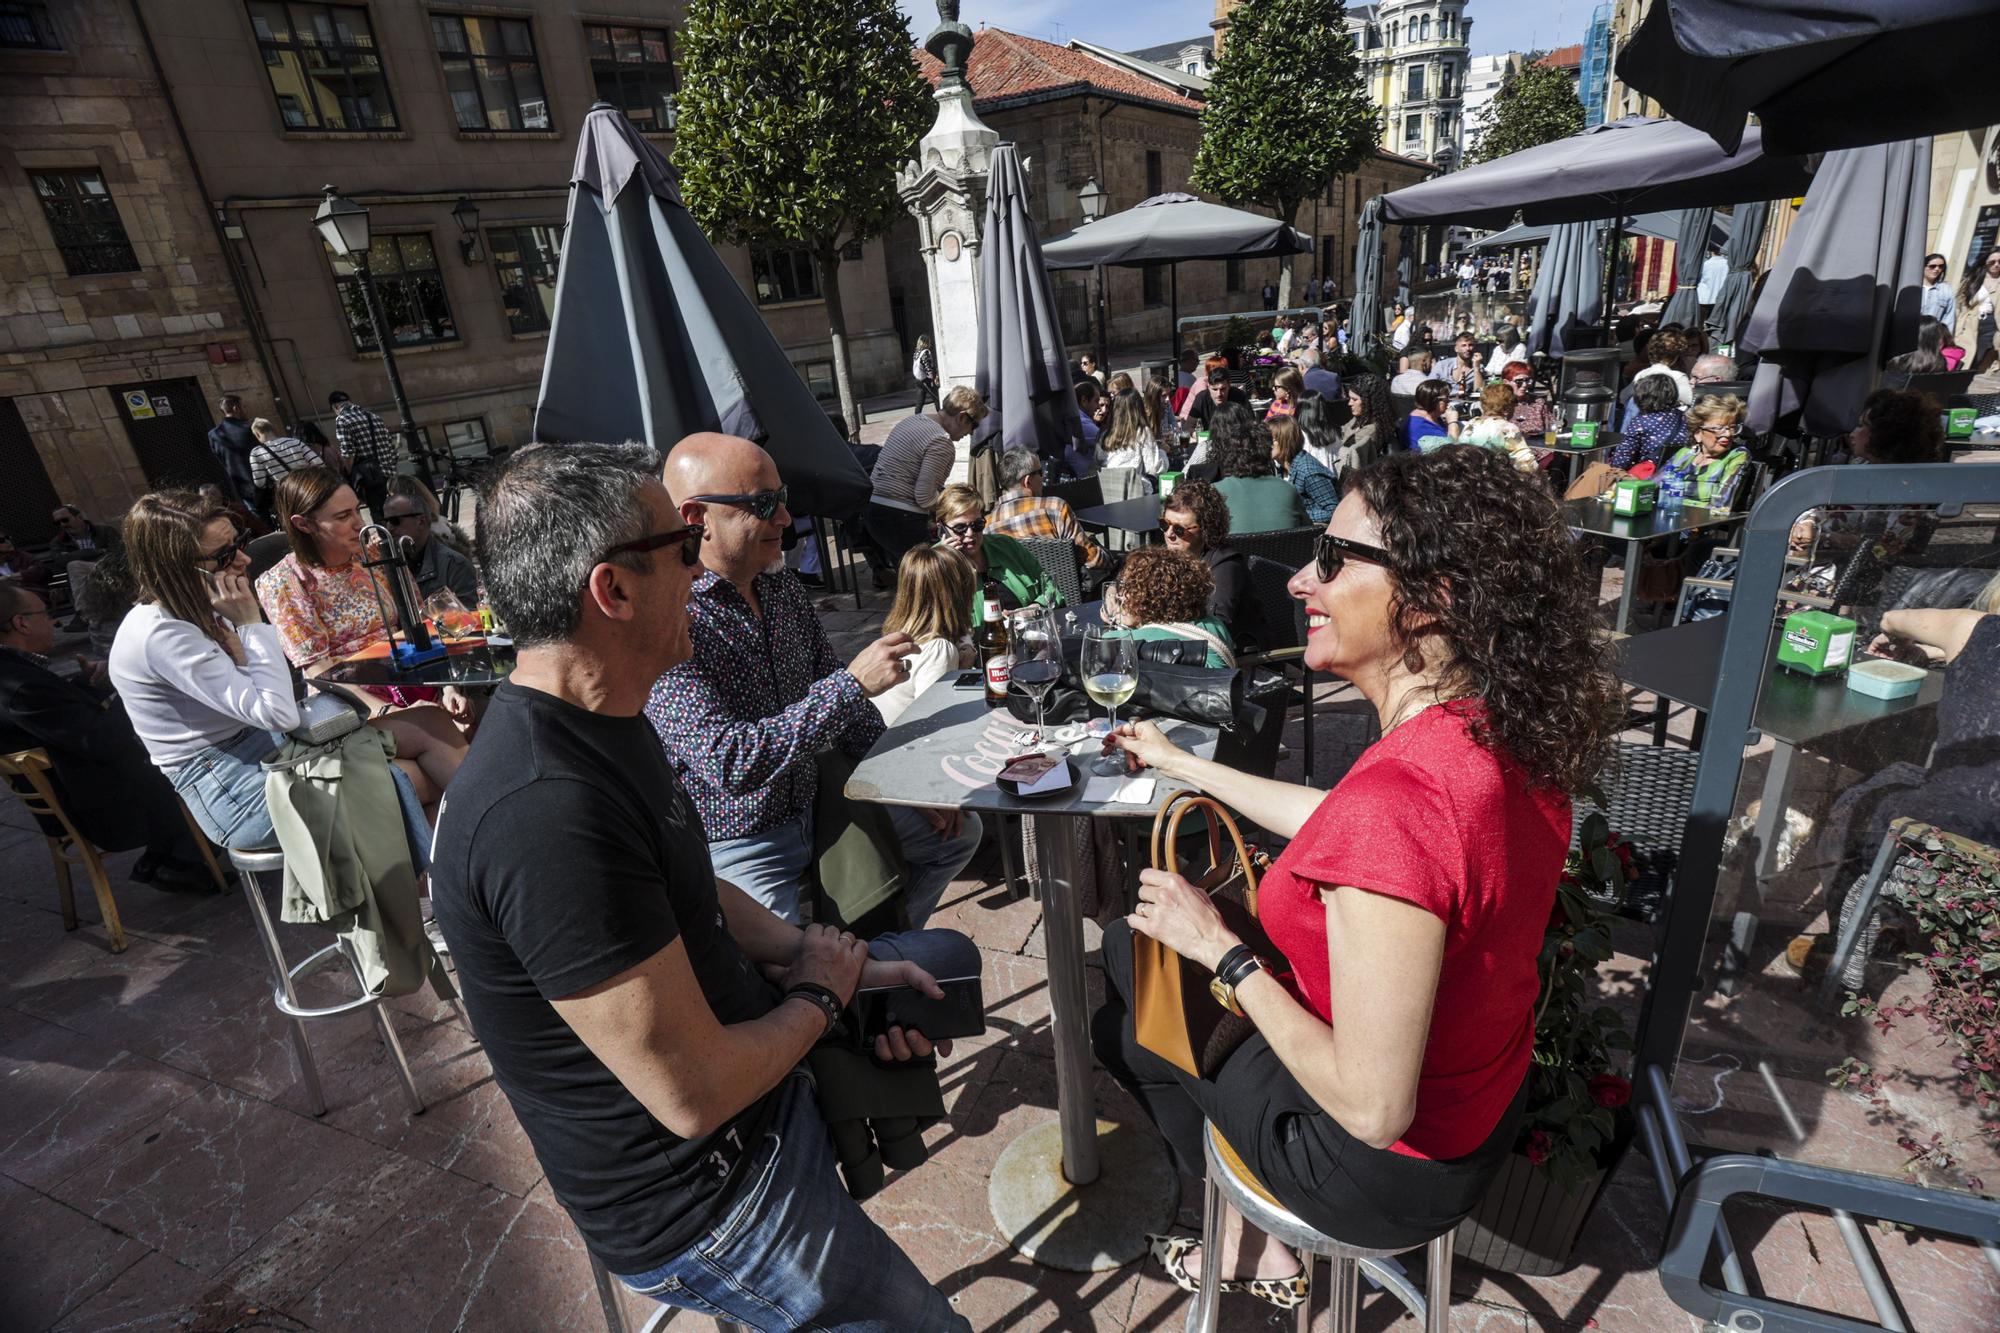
[851,975,985,1043]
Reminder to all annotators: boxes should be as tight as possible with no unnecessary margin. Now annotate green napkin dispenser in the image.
[1571,420,1601,448]
[1610,477,1657,517]
[1948,407,1977,439]
[1777,609,1858,676]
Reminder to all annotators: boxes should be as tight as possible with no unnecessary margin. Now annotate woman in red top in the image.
[1092,446,1620,1308]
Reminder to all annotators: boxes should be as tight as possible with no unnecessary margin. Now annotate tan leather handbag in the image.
[1132,792,1277,1079]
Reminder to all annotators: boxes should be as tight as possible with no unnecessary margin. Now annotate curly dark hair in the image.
[1211,409,1274,480]
[1353,446,1620,794]
[1116,546,1213,626]
[1855,388,1945,463]
[1347,372,1392,427]
[1160,478,1230,548]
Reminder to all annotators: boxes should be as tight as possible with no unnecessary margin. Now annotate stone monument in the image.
[896,1,998,396]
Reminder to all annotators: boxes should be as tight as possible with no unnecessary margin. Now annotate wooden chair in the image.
[0,748,228,954]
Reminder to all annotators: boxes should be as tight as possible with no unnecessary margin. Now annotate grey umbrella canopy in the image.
[1706,199,1768,348]
[1523,221,1605,357]
[1350,197,1385,356]
[534,103,869,517]
[974,144,1081,468]
[1378,117,1814,231]
[1615,0,2000,156]
[1657,207,1714,327]
[1742,138,1932,439]
[1040,192,1311,269]
[1469,210,1727,253]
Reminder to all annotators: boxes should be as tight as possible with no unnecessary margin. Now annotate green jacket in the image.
[961,532,1062,622]
[264,727,455,1001]
[1213,475,1308,534]
[1123,617,1237,668]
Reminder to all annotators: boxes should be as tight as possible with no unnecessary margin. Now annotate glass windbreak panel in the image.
[1657,498,2000,1207]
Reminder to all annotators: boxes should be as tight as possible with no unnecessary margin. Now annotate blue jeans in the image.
[710,807,981,928]
[616,1075,969,1332]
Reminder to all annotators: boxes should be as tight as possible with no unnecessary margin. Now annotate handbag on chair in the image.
[1132,792,1279,1079]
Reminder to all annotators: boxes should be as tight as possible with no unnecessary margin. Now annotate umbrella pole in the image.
[1171,263,1180,365]
[1603,213,1627,330]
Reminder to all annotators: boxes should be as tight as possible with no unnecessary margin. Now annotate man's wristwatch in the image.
[1208,944,1268,1017]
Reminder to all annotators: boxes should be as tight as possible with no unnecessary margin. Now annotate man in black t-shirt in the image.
[430,442,970,1329]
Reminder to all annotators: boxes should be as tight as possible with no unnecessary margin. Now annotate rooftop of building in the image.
[916,28,1205,115]
[1124,35,1213,65]
[1071,40,1210,95]
[1537,44,1585,70]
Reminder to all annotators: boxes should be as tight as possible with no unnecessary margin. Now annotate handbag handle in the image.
[1149,791,1261,917]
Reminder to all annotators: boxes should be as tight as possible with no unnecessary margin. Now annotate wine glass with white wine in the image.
[1009,606,1062,751]
[1080,624,1138,776]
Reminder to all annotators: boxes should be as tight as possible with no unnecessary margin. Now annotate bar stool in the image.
[586,1248,748,1333]
[229,846,423,1117]
[1190,1121,1452,1333]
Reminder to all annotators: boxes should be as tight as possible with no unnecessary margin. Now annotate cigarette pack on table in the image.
[1777,609,1857,677]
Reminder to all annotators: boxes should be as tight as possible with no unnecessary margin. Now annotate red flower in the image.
[1525,1130,1553,1165]
[1588,1074,1632,1109]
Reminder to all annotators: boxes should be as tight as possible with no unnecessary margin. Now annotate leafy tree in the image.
[1473,62,1585,164]
[673,0,929,428]
[1191,0,1379,308]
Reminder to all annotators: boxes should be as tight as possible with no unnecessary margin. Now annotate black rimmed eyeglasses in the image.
[688,485,789,521]
[589,523,706,584]
[1313,532,1391,583]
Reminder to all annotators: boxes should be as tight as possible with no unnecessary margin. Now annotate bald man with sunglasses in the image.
[645,433,981,927]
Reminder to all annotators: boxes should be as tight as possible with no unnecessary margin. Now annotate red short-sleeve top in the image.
[1258,701,1569,1160]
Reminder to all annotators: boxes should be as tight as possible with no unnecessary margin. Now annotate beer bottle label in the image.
[985,656,1011,692]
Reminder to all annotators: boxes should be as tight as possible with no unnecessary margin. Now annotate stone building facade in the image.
[0,0,273,542]
[904,29,1430,359]
[3,0,906,526]
[1344,0,1471,171]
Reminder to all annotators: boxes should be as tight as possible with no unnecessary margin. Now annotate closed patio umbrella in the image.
[1615,0,2000,156]
[533,103,869,517]
[974,144,1081,472]
[1742,138,1931,439]
[1706,199,1768,349]
[1657,206,1715,329]
[1524,220,1605,357]
[1350,197,1385,356]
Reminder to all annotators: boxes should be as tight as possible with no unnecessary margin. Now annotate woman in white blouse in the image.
[874,545,977,726]
[109,490,302,849]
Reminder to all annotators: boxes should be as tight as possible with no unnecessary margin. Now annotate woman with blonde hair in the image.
[256,465,468,814]
[875,545,978,725]
[931,484,1058,623]
[1659,394,1751,510]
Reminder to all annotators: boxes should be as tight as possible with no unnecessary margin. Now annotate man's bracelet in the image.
[784,983,845,1036]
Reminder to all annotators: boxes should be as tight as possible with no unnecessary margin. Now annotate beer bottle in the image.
[976,590,1011,707]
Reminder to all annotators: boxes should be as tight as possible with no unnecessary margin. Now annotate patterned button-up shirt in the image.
[987,488,1108,570]
[645,569,881,841]
[334,401,399,474]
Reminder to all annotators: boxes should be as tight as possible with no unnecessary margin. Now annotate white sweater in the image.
[871,637,960,727]
[109,601,301,766]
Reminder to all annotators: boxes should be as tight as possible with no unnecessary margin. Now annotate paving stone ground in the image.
[5,548,1996,1331]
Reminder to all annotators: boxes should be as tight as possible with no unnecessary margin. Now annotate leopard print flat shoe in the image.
[1145,1234,1310,1310]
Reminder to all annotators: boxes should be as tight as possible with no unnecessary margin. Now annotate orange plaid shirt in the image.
[986,490,1109,570]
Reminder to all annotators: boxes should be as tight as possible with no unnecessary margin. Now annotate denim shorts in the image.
[170,729,283,851]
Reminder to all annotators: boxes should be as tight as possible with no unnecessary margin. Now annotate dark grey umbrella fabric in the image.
[974,144,1081,468]
[1615,0,2000,156]
[1350,196,1385,356]
[1706,198,1767,349]
[1742,138,1931,438]
[534,103,869,516]
[1524,221,1605,357]
[1040,192,1310,270]
[1395,225,1417,308]
[1470,210,1728,253]
[1378,117,1813,231]
[1657,207,1714,327]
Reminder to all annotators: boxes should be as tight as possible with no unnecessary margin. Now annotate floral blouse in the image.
[256,551,393,669]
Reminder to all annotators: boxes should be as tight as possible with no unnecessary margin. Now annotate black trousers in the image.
[1092,918,1526,1252]
[862,504,934,568]
[911,377,940,415]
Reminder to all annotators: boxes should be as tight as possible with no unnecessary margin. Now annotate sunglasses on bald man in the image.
[688,485,789,521]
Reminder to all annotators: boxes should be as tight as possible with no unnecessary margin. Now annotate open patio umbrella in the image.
[1041,192,1309,360]
[974,144,1081,471]
[534,103,869,517]
[1524,221,1606,357]
[1742,138,1931,439]
[1657,207,1715,328]
[1706,199,1768,349]
[1469,210,1728,253]
[1615,0,2000,156]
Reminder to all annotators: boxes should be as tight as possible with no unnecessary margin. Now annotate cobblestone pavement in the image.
[5,569,1996,1331]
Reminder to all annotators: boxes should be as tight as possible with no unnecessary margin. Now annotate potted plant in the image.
[1454,812,1639,1276]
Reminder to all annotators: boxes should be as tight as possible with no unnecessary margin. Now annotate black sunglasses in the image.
[591,523,706,583]
[1162,520,1200,541]
[688,485,788,521]
[1313,532,1391,583]
[942,518,985,537]
[197,529,252,568]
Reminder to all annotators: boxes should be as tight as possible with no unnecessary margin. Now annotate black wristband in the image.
[784,983,844,1036]
[1213,943,1252,981]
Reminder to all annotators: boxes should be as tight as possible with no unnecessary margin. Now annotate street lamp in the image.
[451,195,482,264]
[313,184,431,491]
[1077,177,1108,368]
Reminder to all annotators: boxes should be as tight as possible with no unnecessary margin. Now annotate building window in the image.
[328,233,457,351]
[1406,65,1424,100]
[422,417,492,459]
[795,359,836,402]
[487,223,562,334]
[1225,258,1243,293]
[1419,15,1431,40]
[1142,263,1164,308]
[1145,150,1162,199]
[247,3,397,131]
[1404,114,1423,144]
[31,170,139,276]
[584,22,676,131]
[0,2,59,48]
[751,247,820,304]
[432,13,550,131]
